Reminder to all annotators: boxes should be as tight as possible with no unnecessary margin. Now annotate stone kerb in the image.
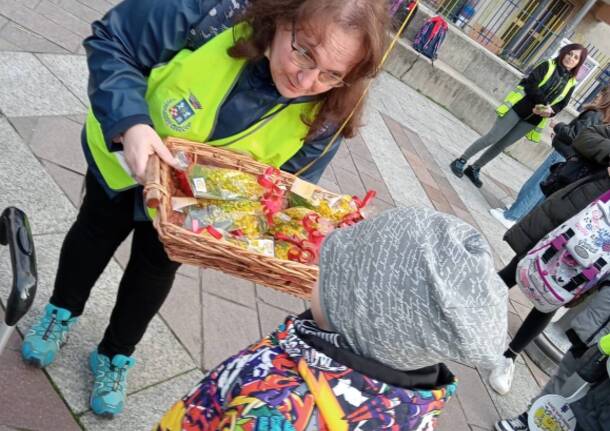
[384,38,498,136]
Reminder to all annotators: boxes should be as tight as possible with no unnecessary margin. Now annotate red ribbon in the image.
[258,167,285,224]
[274,212,328,264]
[175,170,194,197]
[338,190,376,228]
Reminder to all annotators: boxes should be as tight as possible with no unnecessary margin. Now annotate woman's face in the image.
[562,49,581,71]
[267,19,364,98]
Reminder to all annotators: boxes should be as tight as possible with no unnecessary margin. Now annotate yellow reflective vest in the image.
[85,23,319,193]
[496,59,576,143]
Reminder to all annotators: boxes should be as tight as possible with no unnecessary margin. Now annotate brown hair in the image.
[228,0,390,140]
[582,85,610,124]
[556,43,588,77]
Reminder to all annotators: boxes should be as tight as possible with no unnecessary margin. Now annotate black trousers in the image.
[498,254,556,354]
[50,172,180,357]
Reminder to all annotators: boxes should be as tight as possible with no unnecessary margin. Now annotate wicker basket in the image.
[144,137,323,298]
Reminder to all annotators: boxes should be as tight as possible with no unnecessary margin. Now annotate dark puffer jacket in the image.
[504,173,610,256]
[504,124,610,255]
[572,377,610,431]
[552,110,603,159]
[572,124,610,166]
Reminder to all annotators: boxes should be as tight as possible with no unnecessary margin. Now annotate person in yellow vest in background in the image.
[450,43,587,188]
[20,0,389,418]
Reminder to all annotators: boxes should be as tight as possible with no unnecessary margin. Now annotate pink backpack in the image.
[517,190,610,313]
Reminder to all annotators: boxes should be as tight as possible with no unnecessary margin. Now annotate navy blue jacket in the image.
[82,0,341,207]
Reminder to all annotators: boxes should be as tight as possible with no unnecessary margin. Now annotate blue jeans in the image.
[504,150,565,221]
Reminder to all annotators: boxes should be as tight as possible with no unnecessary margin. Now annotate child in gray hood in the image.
[157,207,508,430]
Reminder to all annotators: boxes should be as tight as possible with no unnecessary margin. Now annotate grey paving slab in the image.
[332,164,368,198]
[201,291,260,370]
[522,349,551,389]
[0,0,82,52]
[0,118,75,234]
[79,369,203,431]
[49,0,102,24]
[0,311,81,431]
[359,108,431,209]
[72,0,115,15]
[42,160,85,207]
[0,233,196,415]
[38,53,89,107]
[448,362,500,428]
[435,396,470,431]
[0,52,86,117]
[35,0,92,40]
[201,268,256,306]
[19,0,42,8]
[159,273,202,364]
[0,20,68,53]
[257,301,291,336]
[19,115,87,173]
[8,116,37,144]
[256,284,307,314]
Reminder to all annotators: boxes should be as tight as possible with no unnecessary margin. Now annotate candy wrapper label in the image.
[192,177,207,194]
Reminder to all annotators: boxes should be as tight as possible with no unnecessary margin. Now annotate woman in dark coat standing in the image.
[488,124,610,396]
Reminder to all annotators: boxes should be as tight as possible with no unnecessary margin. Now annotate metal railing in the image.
[421,0,574,70]
[567,35,610,110]
[418,0,610,111]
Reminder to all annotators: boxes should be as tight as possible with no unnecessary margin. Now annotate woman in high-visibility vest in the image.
[450,43,588,188]
[490,85,610,229]
[20,0,389,418]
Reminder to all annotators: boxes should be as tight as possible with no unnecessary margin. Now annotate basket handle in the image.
[144,154,163,209]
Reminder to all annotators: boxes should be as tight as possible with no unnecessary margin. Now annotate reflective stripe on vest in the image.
[495,59,576,143]
[86,23,319,192]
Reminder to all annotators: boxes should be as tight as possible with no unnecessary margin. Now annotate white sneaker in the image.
[489,356,516,395]
[489,208,516,229]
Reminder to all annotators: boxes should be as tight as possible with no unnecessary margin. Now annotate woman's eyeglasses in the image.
[290,22,347,88]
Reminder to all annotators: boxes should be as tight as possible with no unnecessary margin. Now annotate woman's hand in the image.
[533,105,553,117]
[122,124,179,184]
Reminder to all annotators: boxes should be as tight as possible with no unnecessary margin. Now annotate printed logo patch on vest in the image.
[162,93,202,132]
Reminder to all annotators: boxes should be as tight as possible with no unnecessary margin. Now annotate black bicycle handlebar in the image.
[0,207,37,326]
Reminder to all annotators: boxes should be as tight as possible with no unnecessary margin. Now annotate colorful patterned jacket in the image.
[156,315,457,430]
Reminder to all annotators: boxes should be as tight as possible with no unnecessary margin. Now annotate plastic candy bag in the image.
[186,165,266,201]
[184,200,267,238]
[270,207,333,264]
[288,178,376,226]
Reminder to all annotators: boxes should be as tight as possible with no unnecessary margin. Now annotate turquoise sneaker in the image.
[89,350,135,418]
[22,304,78,368]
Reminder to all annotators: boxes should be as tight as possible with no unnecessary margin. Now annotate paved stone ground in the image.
[0,1,552,430]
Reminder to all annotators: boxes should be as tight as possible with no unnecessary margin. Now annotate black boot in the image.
[449,158,467,178]
[464,165,483,188]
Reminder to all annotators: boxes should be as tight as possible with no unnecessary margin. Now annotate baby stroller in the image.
[0,207,37,355]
